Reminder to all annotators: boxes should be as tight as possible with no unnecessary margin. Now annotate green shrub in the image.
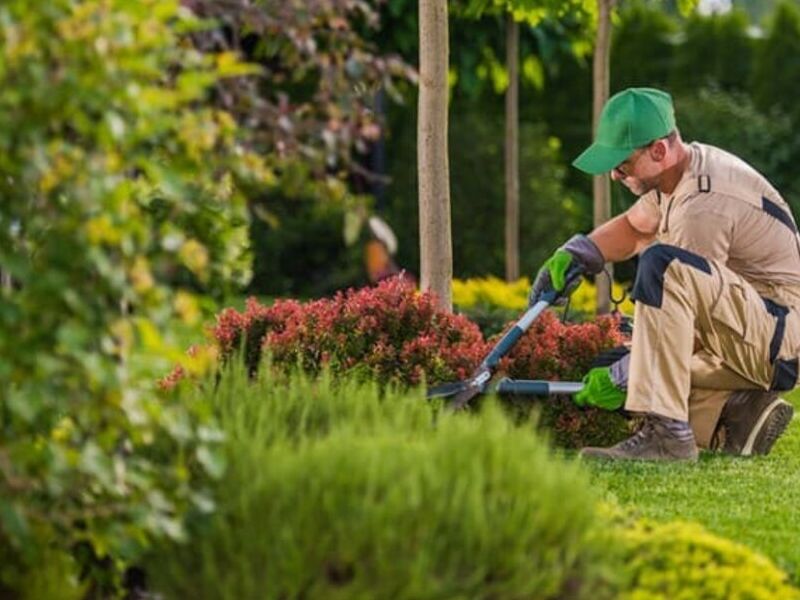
[617,519,800,600]
[189,362,436,448]
[0,533,86,600]
[145,367,622,600]
[0,0,252,592]
[148,367,799,599]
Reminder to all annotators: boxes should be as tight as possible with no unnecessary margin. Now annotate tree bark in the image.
[593,0,614,314]
[418,0,452,310]
[505,14,520,282]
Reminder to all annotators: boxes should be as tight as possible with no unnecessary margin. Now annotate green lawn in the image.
[585,388,800,580]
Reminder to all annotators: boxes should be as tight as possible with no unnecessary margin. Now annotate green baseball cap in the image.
[573,87,676,175]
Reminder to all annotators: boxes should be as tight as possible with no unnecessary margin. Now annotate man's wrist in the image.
[562,234,605,274]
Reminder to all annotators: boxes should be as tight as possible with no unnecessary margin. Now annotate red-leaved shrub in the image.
[212,297,303,375]
[163,276,633,447]
[497,310,631,448]
[501,309,626,381]
[209,276,491,387]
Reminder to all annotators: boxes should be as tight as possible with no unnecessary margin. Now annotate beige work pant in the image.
[626,244,800,447]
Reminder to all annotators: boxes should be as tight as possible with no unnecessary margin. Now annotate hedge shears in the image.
[427,271,584,410]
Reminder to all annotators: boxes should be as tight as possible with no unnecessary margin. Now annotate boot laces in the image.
[619,418,655,450]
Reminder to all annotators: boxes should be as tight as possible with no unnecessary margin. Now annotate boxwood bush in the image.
[617,518,800,599]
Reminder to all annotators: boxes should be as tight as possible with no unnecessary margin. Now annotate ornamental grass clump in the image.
[145,365,622,600]
[147,366,800,599]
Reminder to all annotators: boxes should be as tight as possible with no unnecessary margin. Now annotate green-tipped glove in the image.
[528,249,581,306]
[574,367,626,410]
[528,235,605,307]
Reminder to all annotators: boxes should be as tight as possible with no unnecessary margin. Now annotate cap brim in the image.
[572,144,635,175]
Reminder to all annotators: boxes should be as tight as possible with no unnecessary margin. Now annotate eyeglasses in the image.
[612,145,649,178]
[611,135,672,177]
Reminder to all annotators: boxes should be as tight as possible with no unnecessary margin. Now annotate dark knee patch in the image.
[631,244,711,308]
[771,358,798,391]
[762,297,789,364]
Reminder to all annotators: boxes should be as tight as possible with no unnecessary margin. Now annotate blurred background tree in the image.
[367,0,800,291]
[751,1,800,122]
[450,0,596,282]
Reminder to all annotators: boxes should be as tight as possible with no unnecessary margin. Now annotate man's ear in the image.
[649,140,668,162]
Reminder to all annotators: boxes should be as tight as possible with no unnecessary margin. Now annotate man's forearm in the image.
[588,213,655,263]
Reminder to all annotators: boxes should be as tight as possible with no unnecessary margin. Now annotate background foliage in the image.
[185,0,415,297]
[358,0,800,289]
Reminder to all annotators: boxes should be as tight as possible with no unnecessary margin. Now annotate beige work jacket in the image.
[634,142,800,308]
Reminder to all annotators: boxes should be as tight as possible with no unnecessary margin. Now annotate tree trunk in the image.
[418,0,452,310]
[505,14,520,282]
[593,0,614,314]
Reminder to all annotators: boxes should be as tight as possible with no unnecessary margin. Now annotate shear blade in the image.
[426,381,468,399]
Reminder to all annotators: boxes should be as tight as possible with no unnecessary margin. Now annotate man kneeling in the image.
[529,88,797,461]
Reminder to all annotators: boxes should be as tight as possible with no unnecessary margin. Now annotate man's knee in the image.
[632,243,712,308]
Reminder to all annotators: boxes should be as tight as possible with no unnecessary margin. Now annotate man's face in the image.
[609,142,664,196]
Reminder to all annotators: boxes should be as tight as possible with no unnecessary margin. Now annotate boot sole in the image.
[579,447,698,461]
[742,399,794,456]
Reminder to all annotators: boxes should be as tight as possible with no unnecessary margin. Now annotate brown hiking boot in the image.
[711,390,794,456]
[580,414,699,461]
